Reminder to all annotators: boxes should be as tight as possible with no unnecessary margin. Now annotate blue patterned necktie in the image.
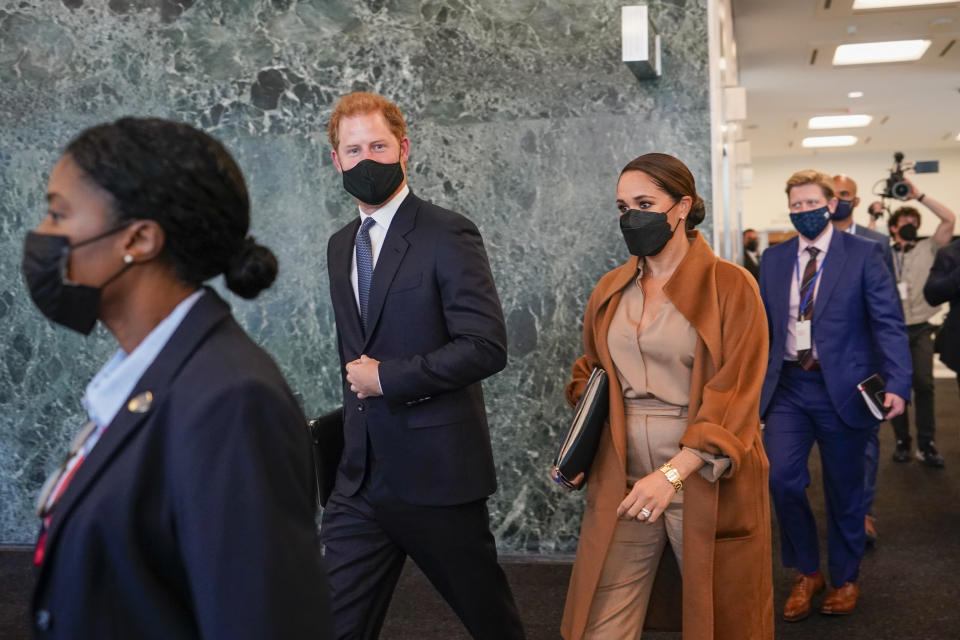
[356,217,376,331]
[797,246,820,370]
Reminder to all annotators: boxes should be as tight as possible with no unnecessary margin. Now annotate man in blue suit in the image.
[759,170,911,622]
[830,174,897,547]
[320,92,525,640]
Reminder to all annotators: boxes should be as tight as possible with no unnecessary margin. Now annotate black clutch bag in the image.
[308,407,344,508]
[553,367,609,490]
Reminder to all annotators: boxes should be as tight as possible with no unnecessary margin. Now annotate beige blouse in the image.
[607,266,731,482]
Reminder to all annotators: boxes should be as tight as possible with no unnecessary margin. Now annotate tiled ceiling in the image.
[733,0,960,158]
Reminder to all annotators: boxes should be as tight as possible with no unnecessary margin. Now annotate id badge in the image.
[796,319,812,351]
[897,282,909,301]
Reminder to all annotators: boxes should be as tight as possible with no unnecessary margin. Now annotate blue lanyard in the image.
[795,251,826,319]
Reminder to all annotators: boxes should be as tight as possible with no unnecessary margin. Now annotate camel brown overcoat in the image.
[561,231,774,640]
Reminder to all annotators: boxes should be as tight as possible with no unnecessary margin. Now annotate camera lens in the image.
[892,181,911,199]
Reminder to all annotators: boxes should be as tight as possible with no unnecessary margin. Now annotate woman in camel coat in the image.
[559,153,774,639]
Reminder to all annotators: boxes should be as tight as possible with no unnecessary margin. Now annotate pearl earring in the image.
[123,255,134,264]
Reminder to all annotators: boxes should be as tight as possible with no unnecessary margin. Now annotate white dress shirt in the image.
[349,184,409,312]
[786,224,833,360]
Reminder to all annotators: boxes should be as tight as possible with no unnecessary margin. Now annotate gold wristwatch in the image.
[659,462,683,494]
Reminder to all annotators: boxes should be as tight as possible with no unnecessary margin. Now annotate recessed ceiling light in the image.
[848,91,864,98]
[833,39,931,65]
[802,135,859,148]
[853,0,958,9]
[808,114,873,129]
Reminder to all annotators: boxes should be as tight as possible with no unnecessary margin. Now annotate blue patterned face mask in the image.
[789,205,831,240]
[830,198,853,221]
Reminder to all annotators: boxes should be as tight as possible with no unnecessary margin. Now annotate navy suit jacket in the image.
[758,230,912,429]
[31,290,331,640]
[326,192,507,506]
[853,223,895,278]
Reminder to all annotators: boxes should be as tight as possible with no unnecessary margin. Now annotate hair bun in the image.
[224,236,278,299]
[686,195,706,229]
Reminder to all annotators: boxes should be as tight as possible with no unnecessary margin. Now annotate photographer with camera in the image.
[887,177,955,468]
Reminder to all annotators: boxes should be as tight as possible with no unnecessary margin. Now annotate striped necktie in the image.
[797,246,820,371]
[356,217,376,331]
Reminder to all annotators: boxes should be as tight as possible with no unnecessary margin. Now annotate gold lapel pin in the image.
[127,391,154,414]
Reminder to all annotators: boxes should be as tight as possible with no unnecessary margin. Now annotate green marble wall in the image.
[0,0,711,552]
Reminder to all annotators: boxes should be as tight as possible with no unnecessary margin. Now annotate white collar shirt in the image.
[786,224,833,360]
[350,184,409,310]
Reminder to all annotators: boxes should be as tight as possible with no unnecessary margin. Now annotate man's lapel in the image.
[813,229,847,321]
[329,219,365,352]
[772,237,798,330]
[362,193,417,349]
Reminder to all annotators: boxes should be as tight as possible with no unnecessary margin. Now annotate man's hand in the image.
[883,392,906,419]
[903,177,923,201]
[346,355,383,399]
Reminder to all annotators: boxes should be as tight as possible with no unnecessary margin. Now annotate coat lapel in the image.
[329,219,364,352]
[771,236,799,341]
[37,289,231,582]
[664,232,723,367]
[592,257,639,469]
[813,228,847,322]
[361,194,417,350]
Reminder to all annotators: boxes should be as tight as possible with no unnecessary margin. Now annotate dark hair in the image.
[619,153,706,230]
[889,206,922,231]
[65,117,277,299]
[743,228,756,236]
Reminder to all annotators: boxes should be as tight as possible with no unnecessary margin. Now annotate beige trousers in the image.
[583,398,687,640]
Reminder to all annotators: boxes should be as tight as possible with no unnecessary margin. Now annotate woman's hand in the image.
[551,467,585,491]
[617,470,675,522]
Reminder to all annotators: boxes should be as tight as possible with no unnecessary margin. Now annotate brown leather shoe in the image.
[783,572,825,621]
[821,582,859,615]
[865,515,877,547]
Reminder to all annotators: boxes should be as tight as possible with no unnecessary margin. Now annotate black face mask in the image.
[898,223,918,242]
[21,226,132,335]
[341,158,405,206]
[619,201,683,257]
[744,239,759,253]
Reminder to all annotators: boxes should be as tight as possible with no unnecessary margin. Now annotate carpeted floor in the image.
[3,379,959,639]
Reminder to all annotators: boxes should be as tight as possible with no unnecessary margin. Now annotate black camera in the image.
[883,152,911,200]
[881,151,939,200]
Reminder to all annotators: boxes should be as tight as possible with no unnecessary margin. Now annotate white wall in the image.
[742,147,960,237]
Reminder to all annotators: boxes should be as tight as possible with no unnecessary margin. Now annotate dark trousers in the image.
[765,366,872,587]
[891,322,936,446]
[319,462,525,640]
[862,424,880,515]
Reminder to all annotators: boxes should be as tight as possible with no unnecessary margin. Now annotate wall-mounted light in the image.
[724,86,747,122]
[622,5,662,80]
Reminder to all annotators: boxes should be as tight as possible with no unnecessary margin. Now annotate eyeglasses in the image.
[35,420,97,518]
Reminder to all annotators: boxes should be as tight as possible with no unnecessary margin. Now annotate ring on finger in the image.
[638,507,651,520]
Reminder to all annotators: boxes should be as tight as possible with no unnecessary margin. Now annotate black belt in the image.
[784,360,821,371]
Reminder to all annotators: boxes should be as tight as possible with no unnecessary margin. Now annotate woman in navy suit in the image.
[22,118,331,639]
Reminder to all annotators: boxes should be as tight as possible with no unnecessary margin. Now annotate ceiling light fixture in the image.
[833,39,931,65]
[848,91,864,98]
[808,114,873,129]
[853,0,958,9]
[802,135,858,148]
